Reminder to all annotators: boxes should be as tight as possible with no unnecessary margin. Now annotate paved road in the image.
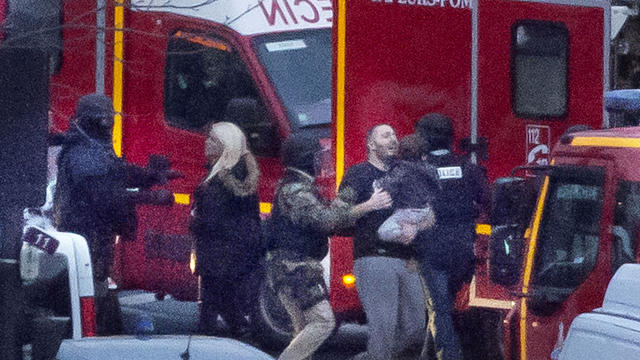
[118,290,372,360]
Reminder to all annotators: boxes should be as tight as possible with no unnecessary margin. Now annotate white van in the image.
[558,264,640,360]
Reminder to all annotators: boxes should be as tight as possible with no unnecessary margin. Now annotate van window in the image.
[164,31,262,132]
[253,29,331,129]
[4,0,63,74]
[511,21,568,118]
[533,166,604,290]
[612,181,640,273]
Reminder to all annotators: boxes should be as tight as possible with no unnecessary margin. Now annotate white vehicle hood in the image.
[57,335,274,360]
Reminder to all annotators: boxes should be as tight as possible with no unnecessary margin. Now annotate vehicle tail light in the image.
[189,248,197,274]
[342,274,356,289]
[80,296,97,337]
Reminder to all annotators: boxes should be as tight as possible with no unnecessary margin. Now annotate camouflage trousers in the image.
[265,250,335,360]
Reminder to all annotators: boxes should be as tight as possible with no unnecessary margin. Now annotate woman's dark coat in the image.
[190,156,261,279]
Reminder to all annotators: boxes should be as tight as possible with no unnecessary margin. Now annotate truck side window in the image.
[533,167,604,290]
[511,21,568,118]
[612,181,640,273]
[164,31,262,132]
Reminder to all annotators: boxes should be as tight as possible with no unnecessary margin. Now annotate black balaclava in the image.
[282,133,321,176]
[414,113,454,153]
[73,93,115,144]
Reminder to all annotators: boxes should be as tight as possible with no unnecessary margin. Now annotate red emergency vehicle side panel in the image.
[478,0,605,180]
[339,2,471,166]
[472,0,606,306]
[50,0,99,131]
[333,0,608,333]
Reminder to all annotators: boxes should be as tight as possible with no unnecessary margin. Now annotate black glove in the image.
[130,189,174,206]
[146,155,184,185]
[147,154,171,173]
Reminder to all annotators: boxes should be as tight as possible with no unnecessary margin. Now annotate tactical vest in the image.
[426,152,477,225]
[265,176,329,260]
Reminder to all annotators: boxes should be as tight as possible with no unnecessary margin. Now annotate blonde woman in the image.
[189,122,261,337]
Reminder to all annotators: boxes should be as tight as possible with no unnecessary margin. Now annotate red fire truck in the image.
[488,112,640,360]
[0,0,620,353]
[3,0,334,344]
[22,0,333,299]
[331,0,612,358]
[12,0,338,345]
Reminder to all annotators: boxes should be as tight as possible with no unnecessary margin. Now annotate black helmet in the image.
[281,133,321,176]
[414,113,454,152]
[73,93,115,142]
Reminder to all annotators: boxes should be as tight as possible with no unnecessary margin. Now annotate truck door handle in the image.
[510,291,533,298]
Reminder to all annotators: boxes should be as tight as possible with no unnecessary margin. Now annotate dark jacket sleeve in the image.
[123,162,161,189]
[282,184,349,234]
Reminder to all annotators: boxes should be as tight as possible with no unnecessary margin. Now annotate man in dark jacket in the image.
[338,124,426,360]
[414,113,490,360]
[54,93,175,335]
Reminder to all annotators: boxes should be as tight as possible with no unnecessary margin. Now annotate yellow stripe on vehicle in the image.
[260,202,272,214]
[173,193,190,205]
[335,0,346,190]
[520,173,551,360]
[112,0,125,157]
[571,136,640,148]
[475,223,491,236]
[468,276,515,310]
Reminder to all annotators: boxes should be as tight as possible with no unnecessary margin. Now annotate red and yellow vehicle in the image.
[330,0,613,358]
[491,121,640,360]
[0,0,624,354]
[4,0,332,295]
[3,0,334,344]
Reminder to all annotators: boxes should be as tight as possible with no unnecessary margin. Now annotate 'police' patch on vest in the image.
[437,166,463,179]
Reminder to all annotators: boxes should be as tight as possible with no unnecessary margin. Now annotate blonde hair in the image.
[203,122,249,184]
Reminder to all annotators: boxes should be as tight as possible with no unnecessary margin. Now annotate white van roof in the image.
[131,0,333,36]
[597,263,640,320]
[559,313,640,360]
[558,264,640,360]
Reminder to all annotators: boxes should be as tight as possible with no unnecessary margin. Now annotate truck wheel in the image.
[252,277,293,350]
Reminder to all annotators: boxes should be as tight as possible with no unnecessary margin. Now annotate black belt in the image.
[373,246,415,260]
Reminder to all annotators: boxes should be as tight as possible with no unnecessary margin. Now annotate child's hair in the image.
[378,161,438,209]
[399,134,424,161]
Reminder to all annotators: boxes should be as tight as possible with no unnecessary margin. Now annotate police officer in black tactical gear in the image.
[414,113,490,360]
[264,134,352,360]
[54,93,178,335]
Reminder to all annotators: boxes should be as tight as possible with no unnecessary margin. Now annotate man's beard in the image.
[381,153,398,167]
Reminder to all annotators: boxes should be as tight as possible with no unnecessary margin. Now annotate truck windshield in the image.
[612,181,640,272]
[253,29,331,129]
[532,166,604,290]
